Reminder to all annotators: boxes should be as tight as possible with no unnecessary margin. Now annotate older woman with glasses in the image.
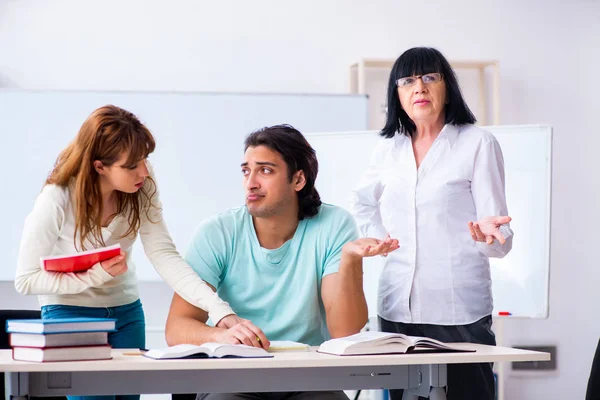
[351,47,513,400]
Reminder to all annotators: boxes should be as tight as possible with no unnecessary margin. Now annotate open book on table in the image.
[317,331,474,356]
[144,343,273,359]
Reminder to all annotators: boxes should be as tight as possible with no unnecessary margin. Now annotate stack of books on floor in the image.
[6,317,116,362]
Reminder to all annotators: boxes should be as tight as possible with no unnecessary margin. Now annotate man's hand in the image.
[215,314,243,329]
[468,216,512,245]
[213,317,270,349]
[342,235,399,259]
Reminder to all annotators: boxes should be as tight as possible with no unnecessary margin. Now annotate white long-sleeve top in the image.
[351,124,513,325]
[15,173,234,324]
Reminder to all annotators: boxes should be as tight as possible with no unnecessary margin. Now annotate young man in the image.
[166,125,399,400]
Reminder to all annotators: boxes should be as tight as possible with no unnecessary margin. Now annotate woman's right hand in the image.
[100,251,128,277]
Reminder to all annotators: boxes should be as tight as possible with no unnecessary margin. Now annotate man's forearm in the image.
[327,253,368,338]
[165,316,221,346]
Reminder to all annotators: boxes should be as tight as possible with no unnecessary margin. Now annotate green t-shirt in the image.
[184,204,359,345]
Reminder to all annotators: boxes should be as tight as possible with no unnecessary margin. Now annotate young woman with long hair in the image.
[15,105,247,400]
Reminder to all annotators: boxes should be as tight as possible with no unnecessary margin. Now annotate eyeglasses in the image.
[396,73,443,88]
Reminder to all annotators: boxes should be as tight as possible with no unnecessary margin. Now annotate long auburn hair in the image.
[46,105,157,250]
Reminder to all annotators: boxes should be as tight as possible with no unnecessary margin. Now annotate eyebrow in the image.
[119,163,136,168]
[240,161,277,167]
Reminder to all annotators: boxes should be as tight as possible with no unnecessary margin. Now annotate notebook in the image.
[41,244,121,273]
[267,340,310,352]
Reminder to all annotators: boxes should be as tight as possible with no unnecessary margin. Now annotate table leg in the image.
[5,372,29,400]
[428,387,446,400]
[401,364,447,400]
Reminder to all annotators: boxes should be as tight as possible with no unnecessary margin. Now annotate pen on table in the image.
[123,348,149,356]
[497,311,512,316]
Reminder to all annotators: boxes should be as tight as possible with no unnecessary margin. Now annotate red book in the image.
[12,345,112,362]
[41,244,121,273]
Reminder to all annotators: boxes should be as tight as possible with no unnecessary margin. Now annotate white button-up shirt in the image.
[350,124,513,325]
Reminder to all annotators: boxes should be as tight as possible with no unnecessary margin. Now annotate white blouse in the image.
[351,124,513,325]
[15,171,234,324]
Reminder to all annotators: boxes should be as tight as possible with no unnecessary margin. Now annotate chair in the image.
[172,393,197,400]
[0,309,66,400]
[587,338,600,400]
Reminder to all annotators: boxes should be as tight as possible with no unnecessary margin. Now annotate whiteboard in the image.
[306,125,552,319]
[0,90,367,282]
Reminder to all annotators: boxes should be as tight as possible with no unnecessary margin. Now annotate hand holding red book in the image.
[41,244,122,273]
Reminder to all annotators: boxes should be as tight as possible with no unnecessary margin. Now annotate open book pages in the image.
[317,331,471,356]
[144,343,273,359]
[267,340,310,352]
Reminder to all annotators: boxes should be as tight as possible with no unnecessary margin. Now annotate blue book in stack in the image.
[6,317,116,362]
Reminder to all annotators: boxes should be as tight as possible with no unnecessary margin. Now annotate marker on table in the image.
[498,311,512,316]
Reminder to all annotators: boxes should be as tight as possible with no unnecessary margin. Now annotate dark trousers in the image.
[379,315,496,400]
[587,338,600,400]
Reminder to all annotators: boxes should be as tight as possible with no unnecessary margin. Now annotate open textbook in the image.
[144,343,273,359]
[317,331,473,356]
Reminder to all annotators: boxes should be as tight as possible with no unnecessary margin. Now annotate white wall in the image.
[1,0,599,398]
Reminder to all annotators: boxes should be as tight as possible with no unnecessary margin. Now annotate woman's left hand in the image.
[468,216,512,245]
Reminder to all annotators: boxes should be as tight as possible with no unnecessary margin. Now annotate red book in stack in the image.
[6,318,116,362]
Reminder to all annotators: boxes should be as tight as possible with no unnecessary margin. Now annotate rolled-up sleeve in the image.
[471,136,514,258]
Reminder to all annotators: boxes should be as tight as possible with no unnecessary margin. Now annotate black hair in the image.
[381,47,476,138]
[244,124,321,220]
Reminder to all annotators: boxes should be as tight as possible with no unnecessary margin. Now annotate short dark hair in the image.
[381,47,477,138]
[244,124,321,220]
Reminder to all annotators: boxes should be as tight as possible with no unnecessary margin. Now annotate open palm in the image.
[343,235,400,258]
[468,216,512,245]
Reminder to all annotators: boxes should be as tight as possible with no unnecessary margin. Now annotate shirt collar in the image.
[394,124,459,148]
[439,124,459,148]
